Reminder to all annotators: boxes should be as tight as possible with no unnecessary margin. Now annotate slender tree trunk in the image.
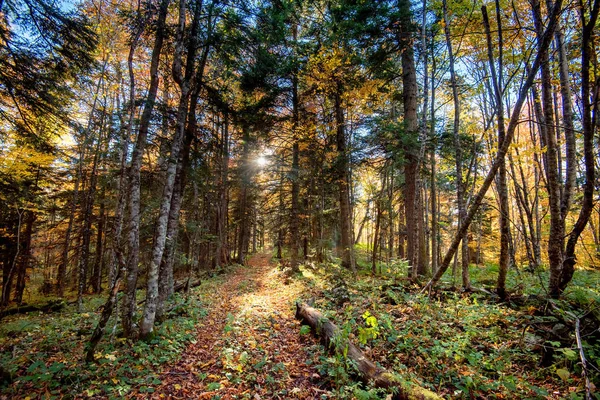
[122,0,169,338]
[372,168,388,275]
[140,0,202,338]
[355,200,370,245]
[387,169,395,262]
[443,0,469,288]
[559,0,599,294]
[2,208,23,305]
[237,125,252,265]
[424,0,563,290]
[91,186,106,294]
[14,210,35,304]
[157,37,210,318]
[397,195,405,259]
[334,84,355,273]
[290,38,301,271]
[398,0,419,278]
[107,34,137,287]
[77,107,106,312]
[430,41,438,275]
[482,3,510,299]
[532,0,564,297]
[57,61,107,297]
[216,113,230,267]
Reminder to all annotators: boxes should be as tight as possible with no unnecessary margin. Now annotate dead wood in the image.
[295,302,441,400]
[0,300,65,320]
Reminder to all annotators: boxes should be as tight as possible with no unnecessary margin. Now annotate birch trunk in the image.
[122,0,169,338]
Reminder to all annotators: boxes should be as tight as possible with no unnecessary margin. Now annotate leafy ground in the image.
[130,253,326,399]
[1,251,599,399]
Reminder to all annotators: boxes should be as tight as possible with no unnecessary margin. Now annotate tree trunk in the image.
[532,0,563,298]
[14,210,35,304]
[216,113,230,267]
[157,38,210,318]
[77,107,106,312]
[57,61,106,297]
[559,0,599,293]
[398,0,419,278]
[334,84,355,273]
[429,32,438,275]
[290,42,301,272]
[443,0,469,289]
[91,186,106,294]
[482,3,510,299]
[122,0,169,338]
[423,0,563,291]
[140,0,203,339]
[237,125,252,265]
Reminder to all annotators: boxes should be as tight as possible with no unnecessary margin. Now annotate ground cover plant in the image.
[1,252,599,399]
[295,248,600,399]
[0,281,210,398]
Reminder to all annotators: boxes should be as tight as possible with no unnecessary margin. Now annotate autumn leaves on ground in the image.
[3,250,597,399]
[139,253,325,399]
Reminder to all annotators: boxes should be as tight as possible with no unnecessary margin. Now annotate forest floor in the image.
[131,253,327,399]
[1,251,599,399]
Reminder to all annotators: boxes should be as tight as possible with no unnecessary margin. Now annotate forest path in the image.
[136,253,325,399]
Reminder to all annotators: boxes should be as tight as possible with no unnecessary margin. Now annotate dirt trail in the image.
[138,253,326,399]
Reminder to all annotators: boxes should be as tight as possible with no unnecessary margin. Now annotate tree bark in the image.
[77,105,107,311]
[237,125,252,265]
[14,210,35,304]
[559,0,599,294]
[91,186,106,294]
[122,0,169,338]
[334,84,355,273]
[482,3,510,299]
[443,0,469,289]
[140,0,203,339]
[215,113,230,267]
[290,35,301,272]
[398,0,419,278]
[531,0,563,298]
[157,34,211,319]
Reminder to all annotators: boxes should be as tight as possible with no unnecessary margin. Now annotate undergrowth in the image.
[0,281,212,399]
[298,248,600,399]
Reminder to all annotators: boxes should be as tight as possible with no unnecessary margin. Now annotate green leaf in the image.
[299,325,312,335]
[556,368,570,381]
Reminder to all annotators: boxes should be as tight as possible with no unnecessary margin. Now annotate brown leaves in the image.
[129,253,325,399]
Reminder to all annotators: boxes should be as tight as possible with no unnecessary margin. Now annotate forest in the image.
[1,0,599,398]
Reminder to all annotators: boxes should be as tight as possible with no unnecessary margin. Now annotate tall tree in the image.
[122,0,169,338]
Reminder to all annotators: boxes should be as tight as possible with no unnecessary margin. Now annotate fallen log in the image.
[295,302,441,400]
[0,299,65,320]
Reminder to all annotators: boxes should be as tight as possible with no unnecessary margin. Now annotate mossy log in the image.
[295,302,442,400]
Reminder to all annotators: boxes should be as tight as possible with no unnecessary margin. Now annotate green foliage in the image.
[299,325,312,335]
[0,287,207,398]
[357,311,379,345]
[301,250,597,399]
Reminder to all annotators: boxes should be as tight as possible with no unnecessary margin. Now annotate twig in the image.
[574,318,592,400]
[548,301,593,400]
